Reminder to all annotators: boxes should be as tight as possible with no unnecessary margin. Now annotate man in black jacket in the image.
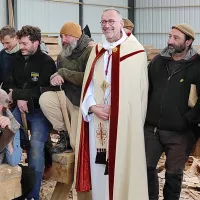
[0,26,19,89]
[5,25,56,200]
[145,23,200,200]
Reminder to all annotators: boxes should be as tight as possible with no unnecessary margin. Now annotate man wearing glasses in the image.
[75,7,148,200]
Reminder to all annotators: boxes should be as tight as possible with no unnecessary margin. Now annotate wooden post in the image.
[8,0,14,27]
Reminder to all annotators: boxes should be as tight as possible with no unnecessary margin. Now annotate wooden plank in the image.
[146,49,161,54]
[47,44,61,51]
[51,182,72,200]
[49,49,60,56]
[42,36,59,44]
[51,152,75,184]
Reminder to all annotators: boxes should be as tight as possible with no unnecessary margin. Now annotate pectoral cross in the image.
[101,80,110,92]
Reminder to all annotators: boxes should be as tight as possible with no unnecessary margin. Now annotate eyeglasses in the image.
[100,20,121,26]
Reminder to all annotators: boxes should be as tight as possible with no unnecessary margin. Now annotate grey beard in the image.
[60,40,78,58]
[168,44,186,55]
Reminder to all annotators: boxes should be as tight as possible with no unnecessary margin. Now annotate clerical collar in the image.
[102,29,128,51]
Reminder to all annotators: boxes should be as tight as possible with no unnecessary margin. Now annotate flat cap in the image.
[172,23,195,40]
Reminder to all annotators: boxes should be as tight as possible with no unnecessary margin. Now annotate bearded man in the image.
[145,23,200,200]
[39,22,93,153]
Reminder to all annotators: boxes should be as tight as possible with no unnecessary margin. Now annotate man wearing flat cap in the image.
[39,22,93,153]
[145,23,200,200]
[123,18,134,34]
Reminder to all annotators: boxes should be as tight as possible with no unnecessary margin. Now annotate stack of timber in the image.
[41,35,61,61]
[143,45,161,61]
[193,45,200,54]
[158,155,200,199]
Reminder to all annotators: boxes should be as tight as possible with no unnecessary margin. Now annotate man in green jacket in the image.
[39,21,93,153]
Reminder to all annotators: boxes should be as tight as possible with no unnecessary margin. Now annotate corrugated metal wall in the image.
[0,0,7,49]
[15,0,79,36]
[83,0,128,41]
[134,0,200,49]
[14,0,128,42]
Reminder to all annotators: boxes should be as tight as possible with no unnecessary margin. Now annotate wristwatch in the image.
[88,108,92,115]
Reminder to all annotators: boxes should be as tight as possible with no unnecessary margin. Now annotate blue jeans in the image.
[13,107,50,200]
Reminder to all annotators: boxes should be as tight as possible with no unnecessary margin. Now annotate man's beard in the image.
[168,43,186,55]
[60,40,78,58]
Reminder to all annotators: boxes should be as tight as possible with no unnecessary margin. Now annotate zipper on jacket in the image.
[158,65,182,128]
[153,127,157,135]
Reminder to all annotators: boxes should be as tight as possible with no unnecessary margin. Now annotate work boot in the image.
[51,131,72,154]
[163,171,183,200]
[147,166,159,200]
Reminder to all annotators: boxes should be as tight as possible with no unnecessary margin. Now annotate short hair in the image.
[0,25,16,40]
[102,7,123,20]
[16,25,41,43]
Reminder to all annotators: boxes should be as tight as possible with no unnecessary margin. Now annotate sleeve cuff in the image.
[81,95,96,121]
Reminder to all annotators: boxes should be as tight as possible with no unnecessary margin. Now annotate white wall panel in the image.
[134,0,200,49]
[0,0,7,50]
[15,0,79,36]
[0,0,7,28]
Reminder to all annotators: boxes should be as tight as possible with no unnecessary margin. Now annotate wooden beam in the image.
[8,0,14,27]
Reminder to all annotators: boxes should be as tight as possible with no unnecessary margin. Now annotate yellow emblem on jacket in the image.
[31,72,39,82]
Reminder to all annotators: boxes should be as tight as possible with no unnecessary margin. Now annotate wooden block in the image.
[0,164,22,182]
[0,164,22,199]
[146,49,161,54]
[0,177,22,199]
[51,152,75,184]
[51,182,72,200]
[42,36,59,44]
[52,152,75,165]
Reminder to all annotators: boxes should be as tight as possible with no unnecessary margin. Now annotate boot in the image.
[163,171,183,200]
[51,131,72,154]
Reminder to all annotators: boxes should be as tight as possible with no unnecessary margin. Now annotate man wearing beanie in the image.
[123,18,134,34]
[39,21,93,154]
[145,23,200,200]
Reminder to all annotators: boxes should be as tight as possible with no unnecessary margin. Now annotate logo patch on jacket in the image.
[180,79,184,82]
[31,72,39,82]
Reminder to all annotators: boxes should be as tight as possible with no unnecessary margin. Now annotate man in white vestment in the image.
[75,8,149,200]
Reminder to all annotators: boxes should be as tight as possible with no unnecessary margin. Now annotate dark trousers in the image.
[144,125,197,200]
